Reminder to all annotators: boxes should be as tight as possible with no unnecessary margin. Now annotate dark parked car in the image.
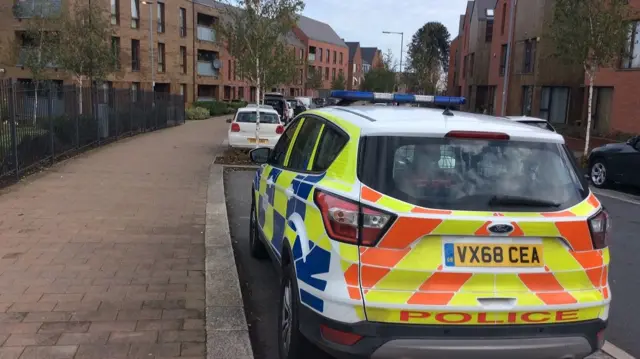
[285,98,306,116]
[263,93,291,123]
[588,135,640,188]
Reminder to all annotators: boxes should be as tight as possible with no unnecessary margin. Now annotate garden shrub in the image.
[186,106,210,121]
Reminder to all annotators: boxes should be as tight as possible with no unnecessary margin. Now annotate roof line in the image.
[331,107,376,122]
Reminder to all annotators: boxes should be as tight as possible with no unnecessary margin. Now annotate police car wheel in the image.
[249,196,268,259]
[278,262,312,359]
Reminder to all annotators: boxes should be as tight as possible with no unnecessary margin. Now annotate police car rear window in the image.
[358,136,588,211]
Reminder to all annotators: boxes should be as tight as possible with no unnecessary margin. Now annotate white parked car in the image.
[227,106,284,149]
[506,116,557,132]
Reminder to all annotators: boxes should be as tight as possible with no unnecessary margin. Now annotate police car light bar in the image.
[330,90,466,105]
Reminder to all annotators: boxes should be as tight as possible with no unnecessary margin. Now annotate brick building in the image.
[292,16,349,97]
[360,47,384,73]
[345,42,363,90]
[0,0,339,103]
[448,0,585,126]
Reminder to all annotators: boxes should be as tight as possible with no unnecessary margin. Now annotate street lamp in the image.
[142,1,155,91]
[382,31,404,73]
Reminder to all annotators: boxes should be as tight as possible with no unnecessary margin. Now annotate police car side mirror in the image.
[249,147,271,164]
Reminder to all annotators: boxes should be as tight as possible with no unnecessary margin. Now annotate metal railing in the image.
[0,80,185,184]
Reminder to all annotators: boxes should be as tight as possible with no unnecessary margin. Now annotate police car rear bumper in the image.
[298,305,607,359]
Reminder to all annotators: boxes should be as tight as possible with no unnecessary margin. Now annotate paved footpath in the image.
[0,118,227,359]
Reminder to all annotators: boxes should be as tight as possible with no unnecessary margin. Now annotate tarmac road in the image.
[224,169,628,359]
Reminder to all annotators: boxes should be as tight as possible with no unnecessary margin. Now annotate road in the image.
[224,169,632,359]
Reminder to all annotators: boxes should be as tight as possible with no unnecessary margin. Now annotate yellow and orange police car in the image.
[246,90,611,359]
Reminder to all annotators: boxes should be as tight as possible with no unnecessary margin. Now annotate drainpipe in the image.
[500,0,517,116]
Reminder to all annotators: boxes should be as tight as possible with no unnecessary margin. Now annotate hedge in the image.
[193,100,248,116]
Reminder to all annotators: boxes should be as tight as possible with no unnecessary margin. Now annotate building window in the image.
[111,37,121,69]
[500,44,507,76]
[299,49,303,59]
[238,86,244,99]
[523,39,536,73]
[298,69,303,85]
[540,87,570,124]
[339,52,343,65]
[131,0,139,29]
[333,50,337,64]
[326,49,330,63]
[521,85,533,116]
[180,46,187,73]
[110,0,119,25]
[469,53,475,77]
[179,8,187,37]
[486,19,494,42]
[158,42,165,73]
[131,39,140,71]
[332,68,336,80]
[501,3,507,35]
[157,2,165,33]
[622,21,640,69]
[325,67,329,80]
[319,48,323,62]
[131,82,140,102]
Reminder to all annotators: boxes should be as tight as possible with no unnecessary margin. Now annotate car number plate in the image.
[444,243,543,267]
[248,138,268,144]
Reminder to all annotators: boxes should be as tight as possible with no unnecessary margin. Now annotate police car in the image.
[247,90,611,359]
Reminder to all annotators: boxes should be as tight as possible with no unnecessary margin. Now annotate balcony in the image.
[197,61,219,77]
[308,54,316,63]
[16,47,58,68]
[13,0,62,18]
[197,26,216,42]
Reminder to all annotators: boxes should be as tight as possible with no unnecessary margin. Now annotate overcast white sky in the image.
[301,0,469,70]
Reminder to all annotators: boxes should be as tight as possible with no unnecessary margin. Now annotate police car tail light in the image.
[589,210,610,249]
[314,190,394,246]
[230,123,240,132]
[320,324,362,346]
[445,130,510,140]
[275,125,285,134]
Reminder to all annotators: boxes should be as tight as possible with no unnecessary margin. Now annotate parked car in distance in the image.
[264,93,291,124]
[506,116,557,132]
[227,105,284,149]
[295,96,312,109]
[286,98,306,117]
[312,97,326,107]
[588,135,640,188]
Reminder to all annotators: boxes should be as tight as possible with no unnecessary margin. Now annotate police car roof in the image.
[315,106,565,143]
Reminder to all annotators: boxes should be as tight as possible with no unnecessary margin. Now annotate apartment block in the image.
[449,0,585,126]
[0,0,336,103]
[360,47,384,73]
[585,0,640,134]
[292,16,349,97]
[345,42,363,90]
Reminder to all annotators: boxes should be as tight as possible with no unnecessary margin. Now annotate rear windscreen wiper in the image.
[488,195,561,207]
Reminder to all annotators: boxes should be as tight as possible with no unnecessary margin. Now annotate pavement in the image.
[223,169,634,359]
[0,117,230,359]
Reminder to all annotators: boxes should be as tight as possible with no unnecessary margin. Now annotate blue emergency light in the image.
[330,90,467,105]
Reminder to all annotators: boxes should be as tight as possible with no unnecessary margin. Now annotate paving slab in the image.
[0,118,228,358]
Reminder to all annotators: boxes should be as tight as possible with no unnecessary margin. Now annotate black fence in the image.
[0,79,185,183]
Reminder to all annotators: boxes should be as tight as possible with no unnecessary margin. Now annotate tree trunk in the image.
[255,57,261,148]
[584,71,595,159]
[77,78,83,114]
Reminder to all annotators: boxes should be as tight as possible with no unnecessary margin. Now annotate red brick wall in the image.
[347,46,363,90]
[488,0,514,116]
[447,37,459,95]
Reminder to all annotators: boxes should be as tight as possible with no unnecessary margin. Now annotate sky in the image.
[301,0,469,71]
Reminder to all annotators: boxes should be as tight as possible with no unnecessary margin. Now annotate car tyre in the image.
[590,159,609,188]
[249,194,268,259]
[278,261,316,359]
